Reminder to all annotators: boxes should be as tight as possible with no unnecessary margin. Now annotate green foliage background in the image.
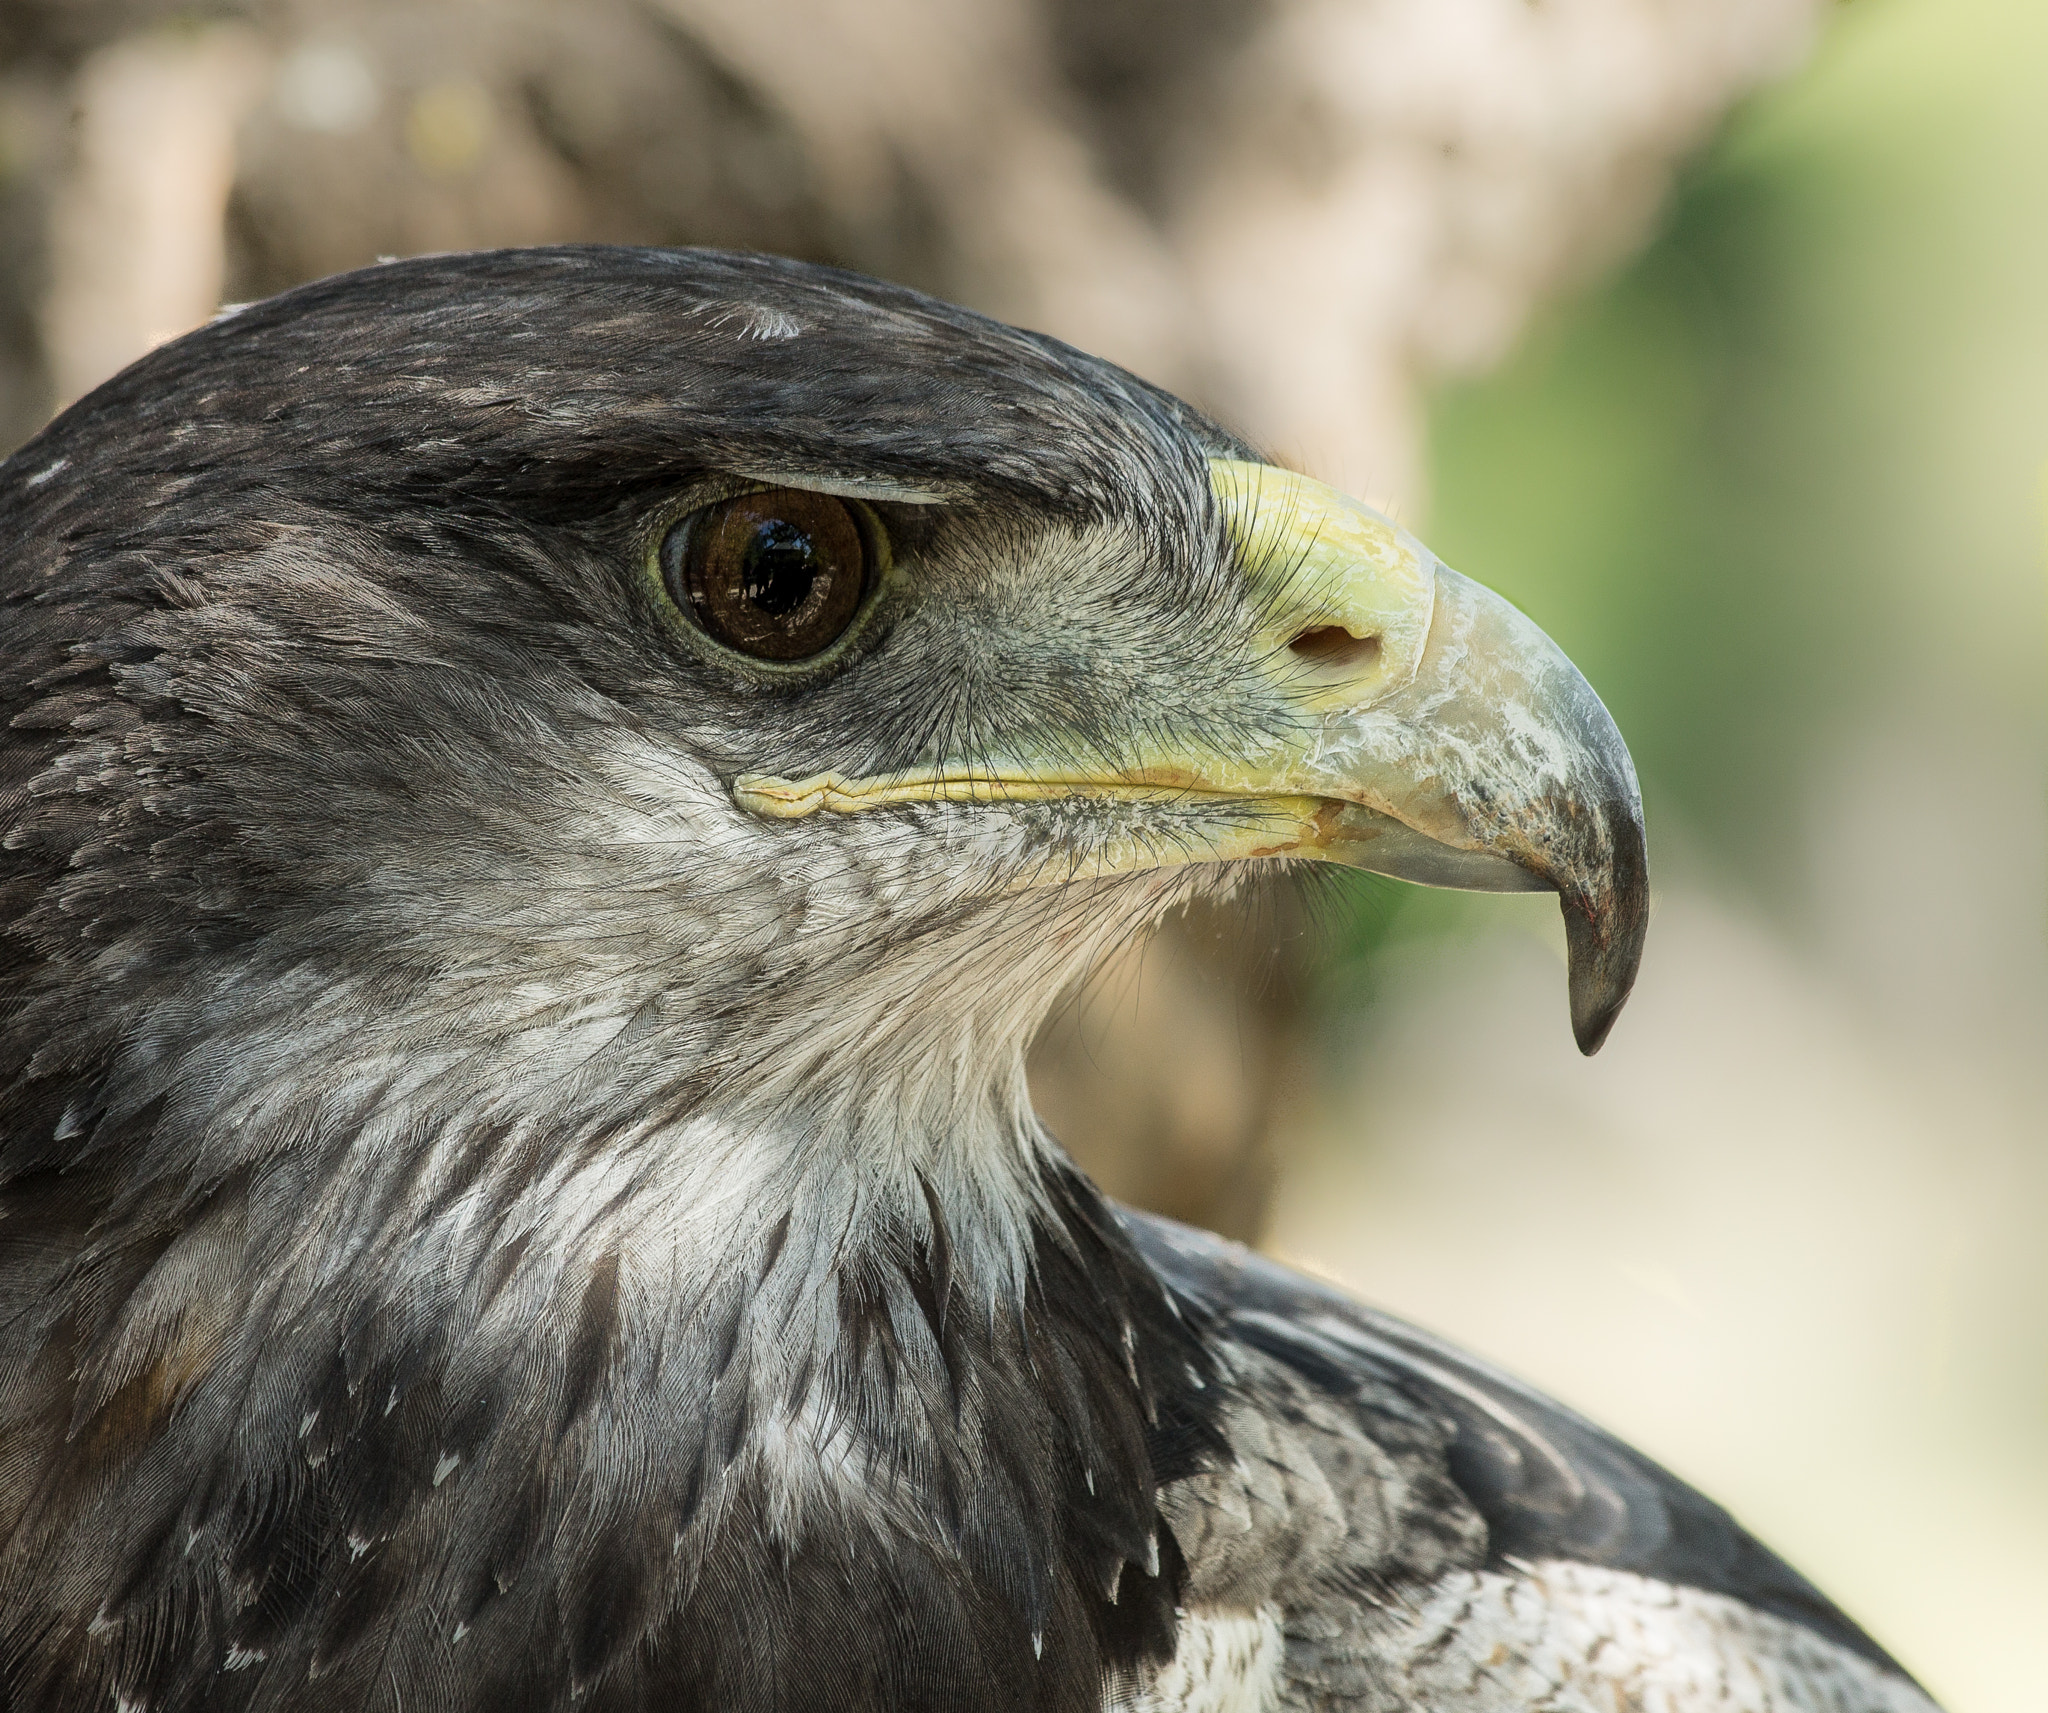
[1338,0,2047,973]
[1293,13,2047,1707]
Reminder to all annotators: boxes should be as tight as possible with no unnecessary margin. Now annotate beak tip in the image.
[1564,918,1638,1056]
[1560,824,1649,1057]
[1570,986,1626,1057]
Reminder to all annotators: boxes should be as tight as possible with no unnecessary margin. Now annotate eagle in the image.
[0,247,1933,1713]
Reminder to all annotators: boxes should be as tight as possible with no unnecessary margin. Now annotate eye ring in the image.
[662,488,878,662]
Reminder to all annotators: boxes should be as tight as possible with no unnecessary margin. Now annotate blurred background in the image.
[0,0,2041,1705]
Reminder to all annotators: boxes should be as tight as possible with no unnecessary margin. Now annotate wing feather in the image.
[1122,1209,1916,1685]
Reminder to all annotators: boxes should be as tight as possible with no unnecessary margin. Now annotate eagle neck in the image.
[0,1018,1228,1713]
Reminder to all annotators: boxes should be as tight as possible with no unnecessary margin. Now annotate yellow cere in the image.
[1206,458,1434,713]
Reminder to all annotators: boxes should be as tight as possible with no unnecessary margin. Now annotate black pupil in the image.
[740,520,818,617]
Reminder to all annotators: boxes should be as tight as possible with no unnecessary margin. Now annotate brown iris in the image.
[666,488,872,661]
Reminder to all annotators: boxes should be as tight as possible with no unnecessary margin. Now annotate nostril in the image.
[1289,626,1382,672]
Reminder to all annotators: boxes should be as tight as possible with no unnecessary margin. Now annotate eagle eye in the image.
[665,488,873,661]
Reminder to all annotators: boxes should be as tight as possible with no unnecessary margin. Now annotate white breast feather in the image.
[1384,1560,1939,1713]
[1127,1607,1286,1713]
[1123,1563,1937,1711]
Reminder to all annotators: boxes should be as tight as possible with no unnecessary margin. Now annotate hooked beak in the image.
[1289,560,1648,1054]
[1204,461,1648,1054]
[735,461,1648,1055]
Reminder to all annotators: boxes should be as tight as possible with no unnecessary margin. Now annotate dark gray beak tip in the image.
[1561,806,1649,1056]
